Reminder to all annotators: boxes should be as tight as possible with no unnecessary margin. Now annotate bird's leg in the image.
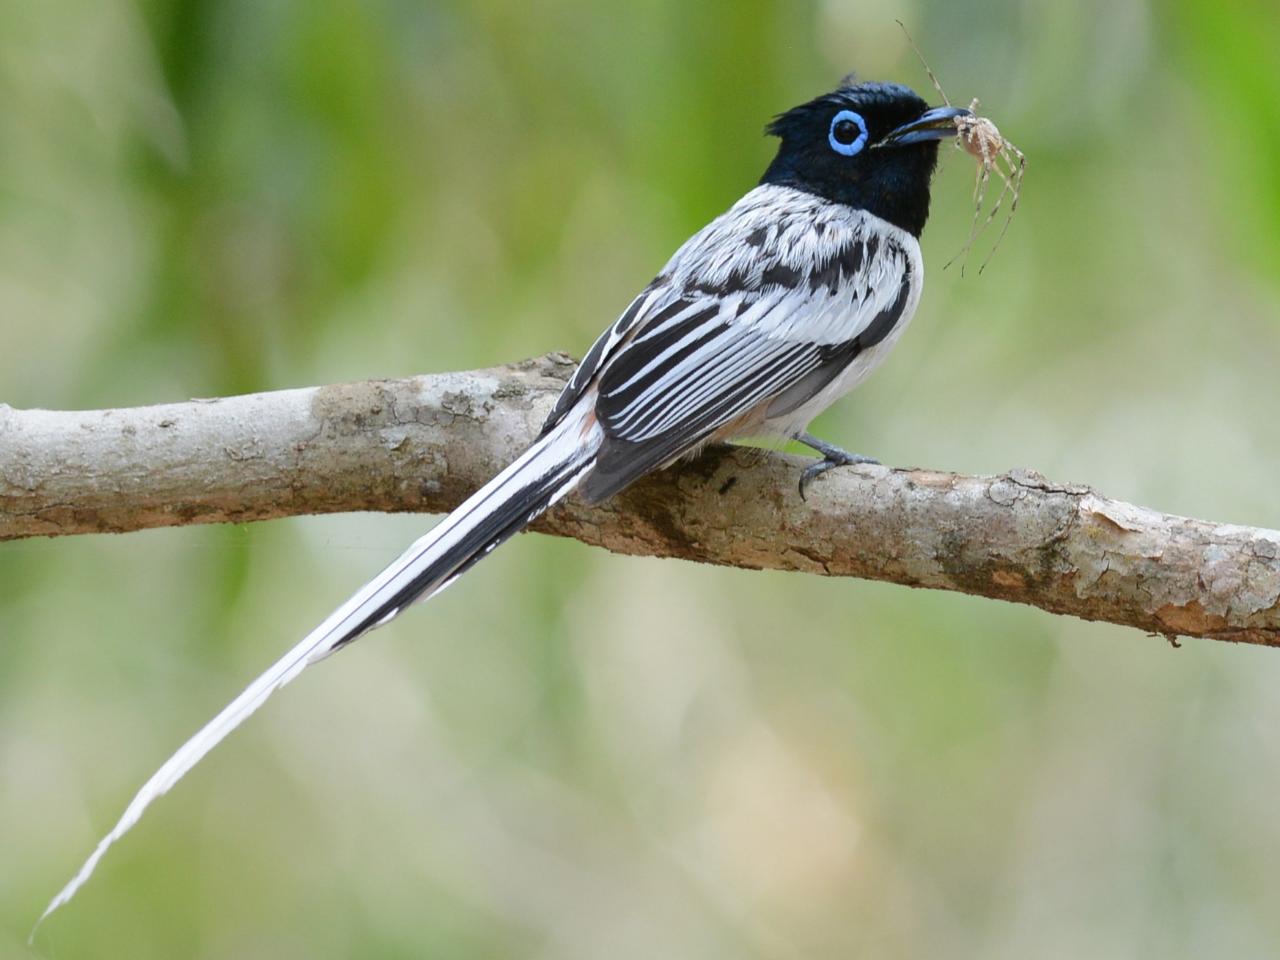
[794,432,879,500]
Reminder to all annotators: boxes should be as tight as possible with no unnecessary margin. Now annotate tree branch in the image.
[3,353,1278,646]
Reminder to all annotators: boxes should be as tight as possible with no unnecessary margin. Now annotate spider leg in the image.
[945,157,992,275]
[897,20,953,108]
[973,161,1011,231]
[971,145,987,203]
[971,151,1004,232]
[1005,147,1026,213]
[978,145,1027,273]
[976,171,1015,273]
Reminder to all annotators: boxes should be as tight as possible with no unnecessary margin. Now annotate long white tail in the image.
[35,399,602,932]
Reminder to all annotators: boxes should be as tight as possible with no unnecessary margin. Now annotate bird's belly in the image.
[758,305,915,441]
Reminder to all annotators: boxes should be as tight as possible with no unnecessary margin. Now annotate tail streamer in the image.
[34,398,602,935]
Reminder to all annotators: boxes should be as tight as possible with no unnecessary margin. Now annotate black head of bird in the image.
[762,80,970,238]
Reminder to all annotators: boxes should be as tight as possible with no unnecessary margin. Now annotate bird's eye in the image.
[828,110,868,156]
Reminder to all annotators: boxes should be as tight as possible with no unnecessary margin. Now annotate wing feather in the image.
[546,184,918,502]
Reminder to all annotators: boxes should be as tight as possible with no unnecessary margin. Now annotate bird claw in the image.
[796,446,879,501]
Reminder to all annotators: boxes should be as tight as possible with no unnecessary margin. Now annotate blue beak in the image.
[877,105,972,147]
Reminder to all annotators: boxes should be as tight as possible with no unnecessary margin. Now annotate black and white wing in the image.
[545,184,922,503]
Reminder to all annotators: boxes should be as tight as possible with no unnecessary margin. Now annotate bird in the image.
[38,78,970,926]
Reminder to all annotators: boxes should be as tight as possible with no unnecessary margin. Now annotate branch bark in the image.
[3,353,1279,646]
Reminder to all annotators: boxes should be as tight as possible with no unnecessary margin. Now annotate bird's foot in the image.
[795,432,879,500]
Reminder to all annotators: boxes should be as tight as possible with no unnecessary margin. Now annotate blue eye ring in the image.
[828,110,869,156]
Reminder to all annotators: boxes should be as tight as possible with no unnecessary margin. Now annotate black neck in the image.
[760,143,939,238]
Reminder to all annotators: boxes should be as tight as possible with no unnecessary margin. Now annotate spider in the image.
[948,98,1026,274]
[897,22,1026,274]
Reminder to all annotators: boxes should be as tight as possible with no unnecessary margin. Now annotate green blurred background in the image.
[4,0,1280,956]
